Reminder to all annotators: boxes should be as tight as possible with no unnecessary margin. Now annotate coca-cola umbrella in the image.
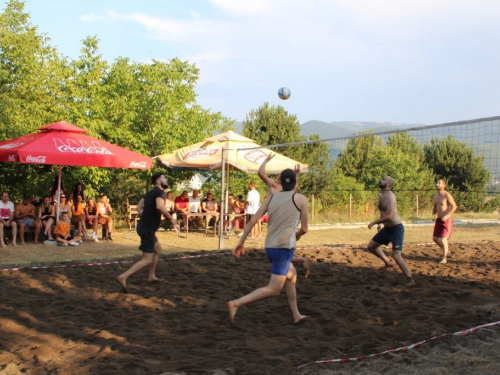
[0,121,152,219]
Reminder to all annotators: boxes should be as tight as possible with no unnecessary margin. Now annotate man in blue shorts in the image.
[367,176,415,285]
[116,172,177,292]
[227,168,309,324]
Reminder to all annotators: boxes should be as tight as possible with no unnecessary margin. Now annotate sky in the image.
[17,0,500,125]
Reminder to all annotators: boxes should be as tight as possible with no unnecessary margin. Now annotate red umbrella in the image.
[0,121,151,169]
[0,121,152,219]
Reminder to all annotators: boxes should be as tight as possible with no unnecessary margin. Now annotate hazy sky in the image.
[20,0,500,125]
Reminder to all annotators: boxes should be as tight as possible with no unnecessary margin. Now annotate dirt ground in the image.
[1,225,500,374]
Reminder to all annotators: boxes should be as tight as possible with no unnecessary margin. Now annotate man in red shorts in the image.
[432,179,458,264]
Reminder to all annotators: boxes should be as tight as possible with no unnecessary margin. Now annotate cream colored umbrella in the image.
[156,131,308,173]
[157,130,308,249]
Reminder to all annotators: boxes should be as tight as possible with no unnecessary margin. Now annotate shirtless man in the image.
[432,179,458,264]
[367,176,415,285]
[227,168,308,324]
[258,153,311,277]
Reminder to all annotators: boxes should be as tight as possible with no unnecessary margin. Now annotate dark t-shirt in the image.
[202,198,217,212]
[139,187,166,229]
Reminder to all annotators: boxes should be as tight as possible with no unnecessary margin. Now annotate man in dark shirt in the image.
[116,172,177,292]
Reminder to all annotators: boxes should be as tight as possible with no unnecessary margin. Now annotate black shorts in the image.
[246,214,254,223]
[137,221,158,253]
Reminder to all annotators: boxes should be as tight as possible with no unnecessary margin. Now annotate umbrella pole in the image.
[56,165,62,222]
[218,149,226,250]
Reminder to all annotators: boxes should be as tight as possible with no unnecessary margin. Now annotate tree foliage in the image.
[242,102,333,198]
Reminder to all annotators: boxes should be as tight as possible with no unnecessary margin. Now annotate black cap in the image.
[280,169,296,191]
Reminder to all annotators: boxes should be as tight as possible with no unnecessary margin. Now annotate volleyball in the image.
[278,87,291,100]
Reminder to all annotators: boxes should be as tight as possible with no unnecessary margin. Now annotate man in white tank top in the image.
[227,169,309,324]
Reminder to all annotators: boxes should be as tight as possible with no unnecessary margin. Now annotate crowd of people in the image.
[0,181,114,247]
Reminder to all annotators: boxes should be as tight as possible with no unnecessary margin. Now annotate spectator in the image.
[72,195,89,239]
[244,181,260,239]
[56,194,71,217]
[53,211,81,246]
[188,189,203,228]
[38,196,56,240]
[174,190,190,230]
[68,182,86,204]
[97,193,113,241]
[49,176,65,204]
[85,197,99,242]
[0,191,17,247]
[15,195,42,245]
[201,191,219,230]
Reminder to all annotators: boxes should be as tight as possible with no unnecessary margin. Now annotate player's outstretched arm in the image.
[258,153,280,190]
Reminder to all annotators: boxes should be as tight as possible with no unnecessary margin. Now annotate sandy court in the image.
[1,240,500,374]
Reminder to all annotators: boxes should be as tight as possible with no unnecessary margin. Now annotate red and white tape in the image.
[0,252,231,273]
[297,320,500,369]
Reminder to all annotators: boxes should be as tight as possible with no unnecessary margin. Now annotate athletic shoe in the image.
[79,239,83,243]
[58,242,68,247]
[84,232,92,238]
[92,233,99,242]
[107,234,113,241]
[70,242,79,246]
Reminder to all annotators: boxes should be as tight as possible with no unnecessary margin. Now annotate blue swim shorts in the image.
[265,248,294,276]
[372,223,405,251]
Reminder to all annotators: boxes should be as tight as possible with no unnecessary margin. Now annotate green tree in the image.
[423,135,490,211]
[335,131,383,181]
[242,103,332,198]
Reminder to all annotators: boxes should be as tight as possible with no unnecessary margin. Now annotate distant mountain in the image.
[233,120,426,140]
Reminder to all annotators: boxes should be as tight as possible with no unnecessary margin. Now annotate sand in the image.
[1,240,500,374]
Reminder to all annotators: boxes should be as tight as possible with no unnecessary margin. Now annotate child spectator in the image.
[53,211,81,246]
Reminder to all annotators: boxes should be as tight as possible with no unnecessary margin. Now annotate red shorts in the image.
[433,218,453,239]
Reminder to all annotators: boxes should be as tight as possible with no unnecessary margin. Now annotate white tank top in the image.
[265,191,301,249]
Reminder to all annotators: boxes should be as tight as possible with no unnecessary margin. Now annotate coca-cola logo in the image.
[243,149,267,164]
[26,155,47,163]
[130,161,147,168]
[184,148,218,160]
[53,138,114,155]
[0,141,25,150]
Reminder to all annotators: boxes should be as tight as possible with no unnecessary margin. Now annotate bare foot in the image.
[439,258,448,264]
[294,315,308,324]
[115,276,128,293]
[1,242,5,248]
[148,277,165,284]
[379,263,394,270]
[302,258,311,278]
[227,301,238,324]
[406,277,416,286]
[20,241,26,246]
[12,242,17,247]
[256,233,262,238]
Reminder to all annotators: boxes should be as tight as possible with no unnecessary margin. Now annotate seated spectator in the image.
[85,197,99,242]
[188,189,203,228]
[0,191,17,247]
[165,191,175,215]
[97,193,113,241]
[201,191,219,230]
[71,195,89,239]
[235,194,246,229]
[68,182,86,204]
[174,190,190,230]
[15,195,42,245]
[53,211,81,246]
[38,196,56,240]
[56,194,71,217]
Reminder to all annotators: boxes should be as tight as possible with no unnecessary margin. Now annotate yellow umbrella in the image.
[157,131,308,173]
